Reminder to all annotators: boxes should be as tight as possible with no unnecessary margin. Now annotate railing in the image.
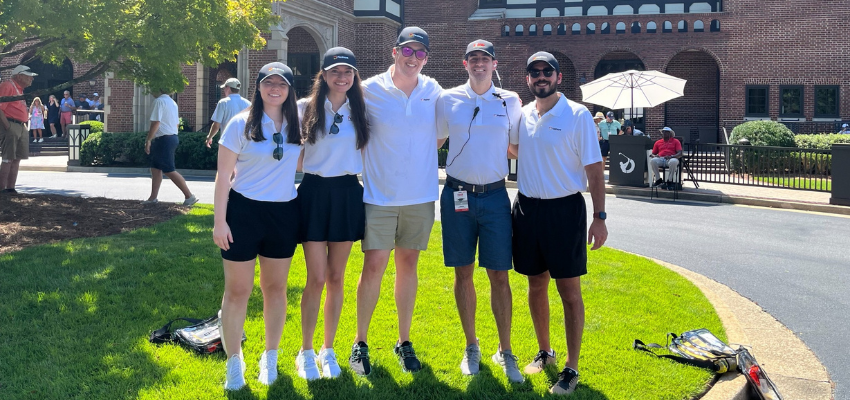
[178,112,196,132]
[722,120,850,135]
[683,143,832,192]
[73,110,105,125]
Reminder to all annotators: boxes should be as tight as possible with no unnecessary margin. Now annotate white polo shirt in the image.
[517,93,602,199]
[150,94,179,137]
[361,67,443,206]
[436,82,521,185]
[218,111,301,202]
[297,97,362,177]
[212,94,251,131]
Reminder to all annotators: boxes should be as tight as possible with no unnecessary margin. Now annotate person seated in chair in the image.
[649,127,682,190]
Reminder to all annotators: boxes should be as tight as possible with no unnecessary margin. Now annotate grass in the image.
[753,176,831,191]
[0,205,723,400]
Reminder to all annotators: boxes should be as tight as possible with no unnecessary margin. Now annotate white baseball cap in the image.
[93,92,99,97]
[220,78,241,90]
[11,65,37,76]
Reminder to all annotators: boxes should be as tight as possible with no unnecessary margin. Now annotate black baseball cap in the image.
[256,62,294,86]
[465,39,495,59]
[526,51,559,72]
[322,47,357,70]
[397,27,430,51]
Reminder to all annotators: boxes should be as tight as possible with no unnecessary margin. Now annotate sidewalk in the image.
[19,155,837,399]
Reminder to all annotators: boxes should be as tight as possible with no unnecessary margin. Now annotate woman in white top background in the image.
[294,47,370,380]
[213,62,302,390]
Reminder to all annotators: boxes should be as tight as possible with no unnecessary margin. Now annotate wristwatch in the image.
[593,211,607,220]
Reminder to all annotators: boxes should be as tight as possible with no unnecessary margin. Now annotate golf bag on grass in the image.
[149,313,246,355]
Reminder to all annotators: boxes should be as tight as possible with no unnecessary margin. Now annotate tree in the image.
[0,0,282,102]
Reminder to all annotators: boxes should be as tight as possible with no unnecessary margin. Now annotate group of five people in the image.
[210,27,607,396]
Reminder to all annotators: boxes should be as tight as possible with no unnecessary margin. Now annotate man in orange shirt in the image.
[0,65,37,194]
[649,126,683,190]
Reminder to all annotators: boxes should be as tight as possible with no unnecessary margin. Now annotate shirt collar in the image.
[228,94,242,100]
[324,96,351,114]
[381,65,423,93]
[532,92,567,118]
[261,112,285,132]
[463,81,498,101]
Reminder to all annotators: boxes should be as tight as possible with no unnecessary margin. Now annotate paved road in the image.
[13,171,850,399]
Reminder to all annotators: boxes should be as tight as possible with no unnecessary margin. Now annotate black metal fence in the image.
[683,143,832,192]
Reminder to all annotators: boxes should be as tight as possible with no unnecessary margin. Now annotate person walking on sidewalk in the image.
[349,26,443,376]
[294,47,369,380]
[142,91,198,205]
[0,65,37,194]
[435,39,524,383]
[205,78,251,148]
[213,63,302,390]
[513,52,608,395]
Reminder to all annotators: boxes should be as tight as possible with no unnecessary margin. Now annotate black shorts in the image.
[297,173,365,242]
[150,135,178,173]
[511,192,587,279]
[221,189,299,261]
[599,139,610,157]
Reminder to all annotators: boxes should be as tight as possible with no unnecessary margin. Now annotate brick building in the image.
[6,0,849,141]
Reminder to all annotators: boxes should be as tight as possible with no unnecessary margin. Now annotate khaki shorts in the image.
[0,120,29,161]
[362,202,435,251]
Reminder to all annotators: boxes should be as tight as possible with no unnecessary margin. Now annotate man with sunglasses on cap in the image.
[434,39,524,383]
[512,51,607,396]
[0,65,37,194]
[350,26,443,376]
[205,78,251,148]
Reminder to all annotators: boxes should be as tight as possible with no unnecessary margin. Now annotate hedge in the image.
[729,120,796,147]
[79,120,104,135]
[794,133,850,150]
[80,131,217,169]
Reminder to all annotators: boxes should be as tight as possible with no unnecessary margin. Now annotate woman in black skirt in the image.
[213,62,302,390]
[294,47,369,380]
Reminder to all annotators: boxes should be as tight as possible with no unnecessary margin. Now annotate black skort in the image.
[221,189,299,261]
[511,192,587,279]
[297,173,365,242]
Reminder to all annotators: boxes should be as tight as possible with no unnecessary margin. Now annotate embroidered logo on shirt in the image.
[421,98,431,101]
[494,114,507,117]
[549,126,562,131]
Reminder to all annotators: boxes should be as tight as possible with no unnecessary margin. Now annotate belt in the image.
[7,117,26,125]
[445,175,505,193]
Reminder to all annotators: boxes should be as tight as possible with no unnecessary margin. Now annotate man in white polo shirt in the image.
[143,91,198,206]
[349,26,442,376]
[512,52,607,396]
[435,39,523,383]
[205,78,251,148]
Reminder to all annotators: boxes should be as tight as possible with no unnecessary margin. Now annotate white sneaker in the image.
[182,194,198,206]
[38,138,43,142]
[492,349,525,383]
[317,348,341,378]
[296,349,321,380]
[224,353,247,391]
[258,349,278,385]
[460,343,481,375]
[33,139,37,143]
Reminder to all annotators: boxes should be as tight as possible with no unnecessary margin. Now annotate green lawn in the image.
[0,205,723,400]
[753,176,831,191]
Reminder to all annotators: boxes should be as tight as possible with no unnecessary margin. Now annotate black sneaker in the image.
[349,341,371,376]
[550,366,579,395]
[393,341,422,372]
[653,178,664,186]
[2,188,18,194]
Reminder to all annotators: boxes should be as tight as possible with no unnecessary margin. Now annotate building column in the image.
[195,64,210,131]
[133,85,155,133]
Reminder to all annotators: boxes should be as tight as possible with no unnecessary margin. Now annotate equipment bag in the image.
[149,314,246,355]
[634,328,783,400]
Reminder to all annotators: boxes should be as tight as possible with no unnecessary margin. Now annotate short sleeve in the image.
[576,109,603,167]
[508,96,522,145]
[210,101,224,123]
[675,138,683,152]
[435,94,450,140]
[219,115,246,154]
[150,98,163,122]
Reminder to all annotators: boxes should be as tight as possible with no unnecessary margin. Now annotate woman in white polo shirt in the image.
[294,47,370,380]
[213,62,302,390]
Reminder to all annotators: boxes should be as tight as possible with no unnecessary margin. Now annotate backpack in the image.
[149,314,246,355]
[634,328,783,400]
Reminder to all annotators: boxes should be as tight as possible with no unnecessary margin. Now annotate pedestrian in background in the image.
[47,95,60,138]
[205,78,251,148]
[0,65,38,194]
[29,97,46,143]
[59,90,75,137]
[142,91,198,205]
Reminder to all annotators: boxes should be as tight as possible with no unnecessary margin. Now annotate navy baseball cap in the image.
[322,47,357,70]
[465,39,495,59]
[526,51,559,72]
[397,27,430,51]
[606,111,615,118]
[256,62,294,86]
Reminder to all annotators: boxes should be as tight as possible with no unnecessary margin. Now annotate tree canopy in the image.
[0,0,281,101]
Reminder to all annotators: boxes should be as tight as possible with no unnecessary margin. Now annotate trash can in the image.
[830,144,850,206]
[608,135,653,186]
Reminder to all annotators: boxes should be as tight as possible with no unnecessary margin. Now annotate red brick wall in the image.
[349,22,397,81]
[287,27,320,54]
[105,78,135,132]
[665,51,720,142]
[245,32,278,100]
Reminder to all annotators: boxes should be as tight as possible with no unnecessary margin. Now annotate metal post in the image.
[67,124,91,166]
[508,159,518,181]
[830,144,850,206]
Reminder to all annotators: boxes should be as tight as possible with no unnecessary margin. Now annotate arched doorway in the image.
[594,51,646,129]
[286,27,320,98]
[551,51,578,103]
[25,58,73,101]
[207,61,238,118]
[665,50,720,143]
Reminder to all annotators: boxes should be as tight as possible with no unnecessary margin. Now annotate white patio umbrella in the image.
[580,70,687,122]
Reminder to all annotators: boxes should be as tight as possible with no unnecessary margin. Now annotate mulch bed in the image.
[0,193,188,254]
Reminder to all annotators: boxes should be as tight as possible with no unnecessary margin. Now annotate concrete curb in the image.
[647,257,834,400]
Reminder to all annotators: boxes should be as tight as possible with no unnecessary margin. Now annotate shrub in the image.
[794,133,850,150]
[730,120,796,147]
[80,131,218,169]
[80,120,104,135]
